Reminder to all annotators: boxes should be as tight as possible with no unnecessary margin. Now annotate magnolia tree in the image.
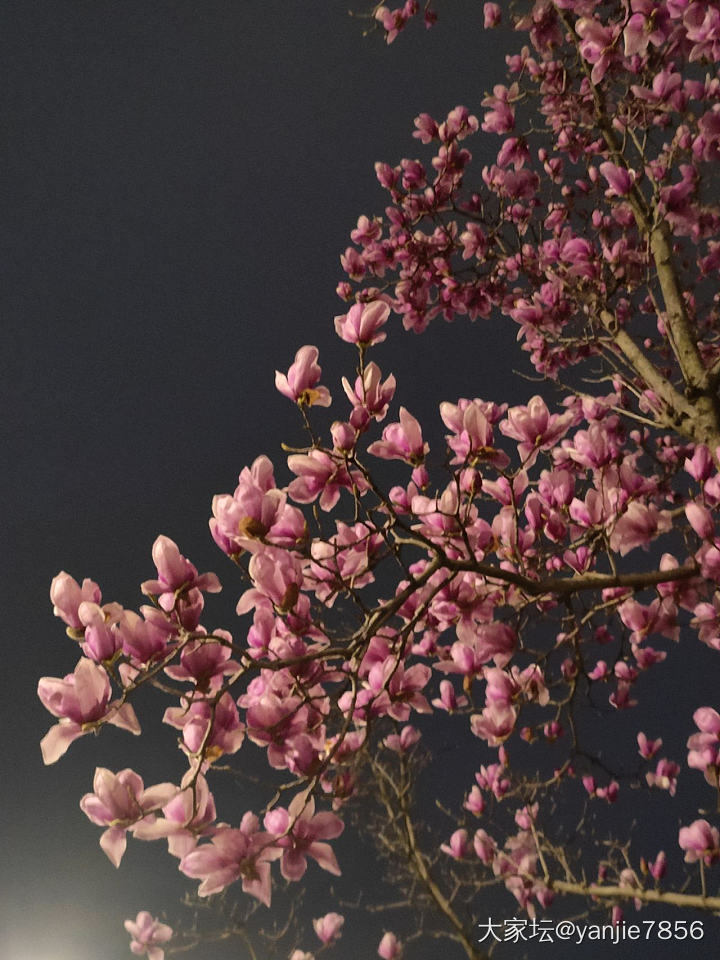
[40,1,720,957]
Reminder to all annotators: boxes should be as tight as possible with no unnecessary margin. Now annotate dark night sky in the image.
[4,4,719,959]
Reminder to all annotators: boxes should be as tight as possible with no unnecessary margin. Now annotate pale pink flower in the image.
[441,828,469,859]
[313,912,344,945]
[687,707,720,785]
[141,535,221,612]
[499,396,572,466]
[342,361,396,428]
[138,772,218,859]
[50,572,102,630]
[610,502,671,556]
[645,758,680,795]
[38,657,140,764]
[124,912,173,960]
[180,814,281,904]
[263,792,344,881]
[678,819,720,865]
[368,407,428,464]
[334,300,390,346]
[275,345,332,407]
[80,767,177,867]
[378,931,403,958]
[163,693,245,760]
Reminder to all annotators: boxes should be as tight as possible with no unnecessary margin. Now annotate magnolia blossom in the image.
[313,912,344,945]
[367,407,428,465]
[141,535,221,612]
[38,658,140,764]
[678,819,720,865]
[499,396,572,467]
[263,792,344,881]
[80,767,177,866]
[275,345,331,406]
[334,300,389,345]
[180,814,281,904]
[378,931,403,959]
[124,912,173,960]
[50,572,102,630]
[687,707,720,785]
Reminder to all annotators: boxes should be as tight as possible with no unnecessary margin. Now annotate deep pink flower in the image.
[483,3,501,28]
[599,162,635,197]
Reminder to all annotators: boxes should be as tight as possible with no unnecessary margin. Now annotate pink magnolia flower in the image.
[180,814,281,904]
[431,678,468,712]
[50,572,102,630]
[441,828,469,859]
[80,767,177,867]
[473,828,496,864]
[483,3,501,29]
[687,707,720,785]
[470,703,517,745]
[124,912,173,960]
[378,932,403,959]
[313,912,344,945]
[647,851,667,881]
[38,657,140,764]
[499,396,572,467]
[342,361,396,429]
[645,758,680,795]
[334,300,390,345]
[678,819,720,865]
[609,502,671,556]
[637,732,663,759]
[599,161,636,197]
[164,633,238,693]
[237,546,305,613]
[383,724,421,753]
[77,600,123,662]
[141,536,221,612]
[163,692,245,761]
[263,792,344,881]
[287,449,359,511]
[115,608,175,666]
[139,772,218,858]
[210,455,306,555]
[368,407,428,465]
[275,345,332,407]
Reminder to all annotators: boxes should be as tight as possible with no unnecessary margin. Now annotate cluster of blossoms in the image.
[41,1,720,956]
